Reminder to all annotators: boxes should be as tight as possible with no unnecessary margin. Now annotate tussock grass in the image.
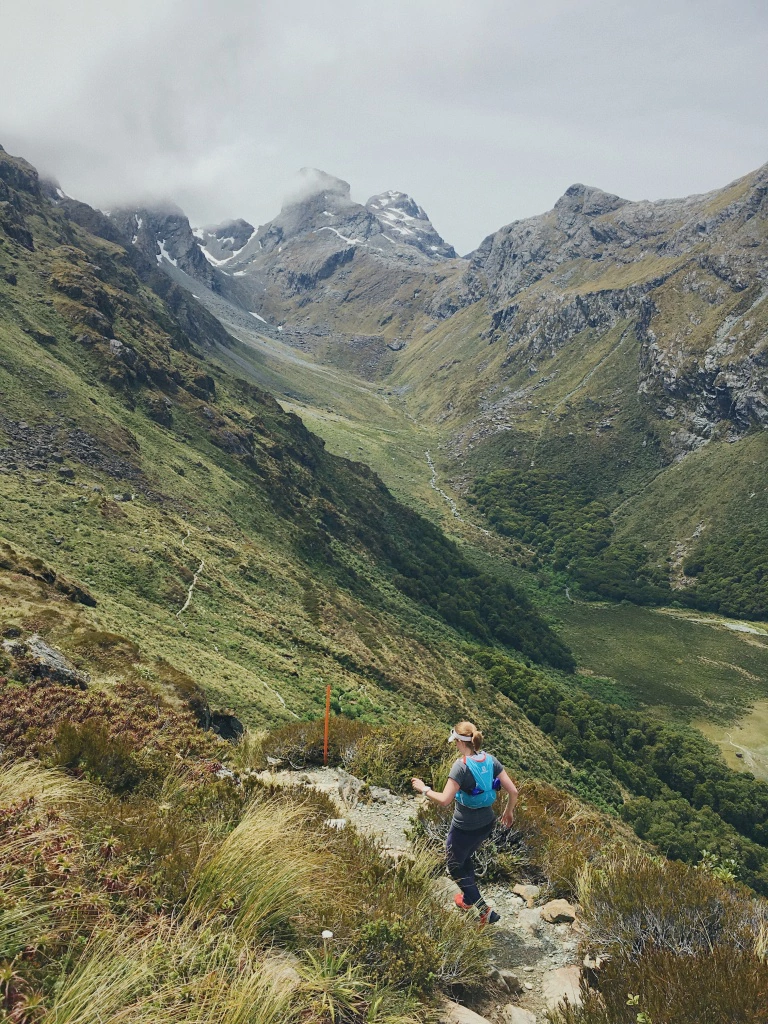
[185,797,334,943]
[0,759,85,811]
[39,933,156,1024]
[0,877,53,961]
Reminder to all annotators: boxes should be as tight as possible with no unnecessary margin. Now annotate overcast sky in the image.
[2,0,767,254]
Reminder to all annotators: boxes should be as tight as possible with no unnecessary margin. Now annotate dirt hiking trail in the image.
[256,765,583,1023]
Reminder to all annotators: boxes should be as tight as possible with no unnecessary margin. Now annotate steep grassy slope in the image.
[0,143,574,748]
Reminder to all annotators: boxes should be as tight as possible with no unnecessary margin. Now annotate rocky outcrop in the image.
[109,204,221,291]
[2,635,90,688]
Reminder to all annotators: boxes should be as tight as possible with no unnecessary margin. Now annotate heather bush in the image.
[552,947,768,1024]
[52,718,161,794]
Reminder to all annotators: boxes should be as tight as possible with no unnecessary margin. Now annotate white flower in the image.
[321,930,334,940]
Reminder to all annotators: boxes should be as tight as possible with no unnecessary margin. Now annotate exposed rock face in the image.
[454,163,768,450]
[110,205,220,290]
[3,635,90,688]
[209,710,244,741]
[223,169,457,286]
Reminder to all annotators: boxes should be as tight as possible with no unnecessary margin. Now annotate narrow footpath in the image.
[255,765,583,1024]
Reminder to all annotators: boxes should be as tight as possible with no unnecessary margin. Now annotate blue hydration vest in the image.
[454,752,499,808]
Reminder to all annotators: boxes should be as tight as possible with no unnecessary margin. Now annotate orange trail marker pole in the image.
[323,684,331,766]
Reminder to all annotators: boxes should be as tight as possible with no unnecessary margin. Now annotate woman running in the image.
[411,720,518,924]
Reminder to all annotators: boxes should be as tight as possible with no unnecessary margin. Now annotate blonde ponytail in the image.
[454,721,484,753]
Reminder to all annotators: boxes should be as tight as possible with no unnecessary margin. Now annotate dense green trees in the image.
[683,525,768,620]
[477,651,768,892]
[471,468,669,603]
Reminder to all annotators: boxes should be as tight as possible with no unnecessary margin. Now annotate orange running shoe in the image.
[453,892,474,911]
[478,906,501,926]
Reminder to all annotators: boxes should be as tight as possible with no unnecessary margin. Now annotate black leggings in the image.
[445,820,494,905]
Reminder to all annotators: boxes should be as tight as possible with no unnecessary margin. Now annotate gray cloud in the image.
[1,0,766,254]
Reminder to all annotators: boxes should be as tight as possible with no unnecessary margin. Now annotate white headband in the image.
[448,729,473,744]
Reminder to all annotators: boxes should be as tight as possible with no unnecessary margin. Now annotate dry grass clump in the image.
[185,797,334,943]
[549,851,768,1024]
[0,759,84,812]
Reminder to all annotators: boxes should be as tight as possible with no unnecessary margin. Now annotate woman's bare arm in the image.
[497,770,518,827]
[411,776,460,808]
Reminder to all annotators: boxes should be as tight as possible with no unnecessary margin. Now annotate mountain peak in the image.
[366,190,428,222]
[555,183,628,218]
[365,189,456,258]
[285,168,352,207]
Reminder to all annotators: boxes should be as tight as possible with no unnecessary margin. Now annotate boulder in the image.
[440,999,492,1024]
[541,965,582,1010]
[368,785,391,803]
[540,899,577,924]
[337,768,365,806]
[209,710,244,741]
[499,969,524,995]
[512,883,541,906]
[2,634,89,688]
[501,1007,537,1024]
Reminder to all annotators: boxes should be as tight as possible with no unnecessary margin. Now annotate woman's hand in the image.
[500,806,515,829]
[411,777,428,795]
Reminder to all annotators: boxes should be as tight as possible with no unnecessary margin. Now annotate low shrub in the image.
[411,779,633,895]
[52,718,163,795]
[551,852,768,1024]
[578,851,768,960]
[262,717,372,769]
[262,717,452,794]
[552,946,768,1024]
[346,724,453,794]
[514,781,637,898]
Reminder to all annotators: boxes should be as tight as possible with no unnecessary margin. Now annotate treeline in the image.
[477,650,768,893]
[470,468,669,604]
